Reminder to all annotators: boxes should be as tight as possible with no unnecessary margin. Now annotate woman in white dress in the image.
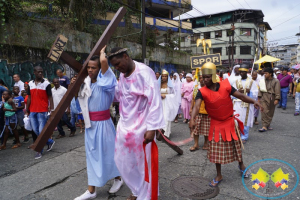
[158,70,179,138]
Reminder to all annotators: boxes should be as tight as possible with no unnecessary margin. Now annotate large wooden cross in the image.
[33,7,127,152]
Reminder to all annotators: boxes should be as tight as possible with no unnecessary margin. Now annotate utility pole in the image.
[142,0,146,63]
[231,21,235,66]
[228,39,231,69]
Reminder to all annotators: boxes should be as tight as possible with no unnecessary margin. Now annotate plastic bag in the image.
[23,115,32,131]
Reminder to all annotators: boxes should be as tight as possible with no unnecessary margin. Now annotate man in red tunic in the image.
[190,62,263,187]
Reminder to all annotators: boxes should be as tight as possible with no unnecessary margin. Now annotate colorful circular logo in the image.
[242,159,299,199]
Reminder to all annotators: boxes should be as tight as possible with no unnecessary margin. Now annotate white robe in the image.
[233,77,258,127]
[161,87,177,137]
[114,61,165,200]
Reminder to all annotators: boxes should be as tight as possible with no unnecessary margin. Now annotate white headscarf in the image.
[186,73,193,79]
[172,73,182,104]
[229,65,241,86]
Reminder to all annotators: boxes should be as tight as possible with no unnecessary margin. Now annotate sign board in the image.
[190,53,221,69]
[47,35,68,62]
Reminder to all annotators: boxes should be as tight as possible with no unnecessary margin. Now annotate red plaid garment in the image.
[207,129,243,164]
[192,114,210,136]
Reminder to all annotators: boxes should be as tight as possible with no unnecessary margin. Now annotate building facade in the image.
[269,44,298,66]
[180,9,271,67]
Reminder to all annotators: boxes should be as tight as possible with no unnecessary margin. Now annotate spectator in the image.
[293,77,300,116]
[277,66,293,110]
[0,90,21,150]
[155,72,160,80]
[52,78,76,138]
[13,74,24,96]
[56,69,70,89]
[13,86,29,143]
[27,66,55,159]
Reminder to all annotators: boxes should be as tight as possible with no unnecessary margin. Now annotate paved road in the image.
[0,97,299,200]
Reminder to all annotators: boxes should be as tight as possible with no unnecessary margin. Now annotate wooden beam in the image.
[33,7,127,152]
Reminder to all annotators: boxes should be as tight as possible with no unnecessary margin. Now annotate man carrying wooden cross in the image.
[108,47,165,200]
[73,46,123,200]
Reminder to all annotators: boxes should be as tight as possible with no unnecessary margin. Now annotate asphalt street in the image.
[0,96,299,200]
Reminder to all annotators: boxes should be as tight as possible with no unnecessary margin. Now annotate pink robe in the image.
[181,81,194,119]
[114,61,165,200]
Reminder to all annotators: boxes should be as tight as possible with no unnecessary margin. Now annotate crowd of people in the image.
[0,46,298,200]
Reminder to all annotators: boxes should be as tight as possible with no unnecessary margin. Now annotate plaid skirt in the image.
[192,114,210,136]
[207,128,243,164]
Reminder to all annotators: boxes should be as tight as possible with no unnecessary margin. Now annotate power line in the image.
[268,2,300,23]
[272,13,300,28]
[243,0,252,9]
[227,0,236,9]
[235,0,245,8]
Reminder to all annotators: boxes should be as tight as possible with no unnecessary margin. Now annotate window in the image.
[227,29,233,36]
[240,46,251,55]
[191,33,201,44]
[226,46,236,55]
[213,48,222,55]
[240,28,251,36]
[215,30,222,38]
[204,32,211,39]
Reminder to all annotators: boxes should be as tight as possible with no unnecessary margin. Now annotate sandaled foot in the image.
[259,128,267,132]
[79,130,84,134]
[174,120,178,123]
[202,145,209,150]
[209,178,223,187]
[238,165,251,178]
[242,140,247,144]
[0,145,6,150]
[27,144,34,149]
[126,195,137,200]
[267,126,273,130]
[183,119,187,123]
[12,143,21,149]
[189,146,200,151]
[254,121,259,125]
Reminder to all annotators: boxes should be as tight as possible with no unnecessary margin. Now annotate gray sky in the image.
[176,0,300,46]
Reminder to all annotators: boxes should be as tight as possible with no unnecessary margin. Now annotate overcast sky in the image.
[176,0,300,46]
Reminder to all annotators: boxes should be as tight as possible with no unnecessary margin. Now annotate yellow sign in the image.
[190,54,221,69]
[47,35,68,62]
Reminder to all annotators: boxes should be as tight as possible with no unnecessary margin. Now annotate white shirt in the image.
[51,86,67,110]
[14,80,24,96]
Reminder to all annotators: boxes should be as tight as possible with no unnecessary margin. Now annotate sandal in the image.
[259,128,267,132]
[202,146,209,150]
[0,145,6,150]
[183,119,187,123]
[209,178,222,187]
[254,121,259,125]
[174,120,178,123]
[239,166,251,178]
[126,195,137,200]
[189,146,200,151]
[12,143,21,149]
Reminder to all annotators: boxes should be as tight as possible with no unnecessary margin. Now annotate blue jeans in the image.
[29,112,54,147]
[295,92,300,113]
[57,112,76,136]
[241,126,249,141]
[70,112,77,127]
[279,87,289,108]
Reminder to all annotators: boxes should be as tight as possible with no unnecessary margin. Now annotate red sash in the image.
[143,141,158,200]
[89,109,110,121]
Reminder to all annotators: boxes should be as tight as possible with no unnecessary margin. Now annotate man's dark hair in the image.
[90,55,101,68]
[56,69,63,73]
[155,72,160,74]
[263,67,274,76]
[0,79,6,86]
[262,62,272,68]
[34,65,43,72]
[13,74,20,78]
[108,47,129,61]
[3,90,12,96]
[53,77,59,82]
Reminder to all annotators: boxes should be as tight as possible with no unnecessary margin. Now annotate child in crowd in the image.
[0,90,21,150]
[13,86,29,142]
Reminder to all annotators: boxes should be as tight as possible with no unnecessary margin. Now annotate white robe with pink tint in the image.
[114,61,165,200]
[181,81,194,120]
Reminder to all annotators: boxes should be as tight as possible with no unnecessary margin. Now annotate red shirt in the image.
[28,79,52,112]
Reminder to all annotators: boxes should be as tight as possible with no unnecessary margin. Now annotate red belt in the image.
[89,109,110,121]
[143,141,158,200]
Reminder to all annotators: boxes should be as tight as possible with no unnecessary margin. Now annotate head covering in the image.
[201,62,217,83]
[186,73,193,79]
[158,73,174,88]
[162,69,169,75]
[239,64,249,72]
[273,67,279,70]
